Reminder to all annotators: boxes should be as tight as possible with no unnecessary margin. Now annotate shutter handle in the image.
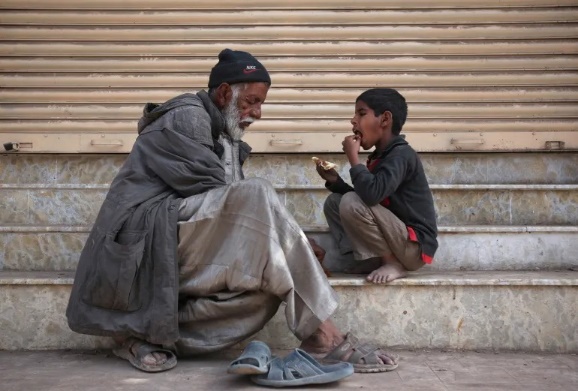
[90,139,124,146]
[450,138,485,145]
[269,139,303,146]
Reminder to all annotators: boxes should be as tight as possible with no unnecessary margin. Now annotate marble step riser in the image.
[1,231,577,272]
[1,153,577,187]
[1,283,575,352]
[1,187,576,227]
[308,231,578,273]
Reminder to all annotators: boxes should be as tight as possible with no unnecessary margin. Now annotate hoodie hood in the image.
[135,90,250,163]
[137,92,219,134]
[369,135,408,160]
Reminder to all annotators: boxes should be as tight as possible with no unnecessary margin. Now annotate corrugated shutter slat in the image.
[0,1,576,153]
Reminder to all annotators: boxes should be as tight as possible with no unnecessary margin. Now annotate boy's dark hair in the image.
[356,88,407,135]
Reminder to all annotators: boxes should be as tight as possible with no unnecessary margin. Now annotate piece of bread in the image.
[312,156,337,171]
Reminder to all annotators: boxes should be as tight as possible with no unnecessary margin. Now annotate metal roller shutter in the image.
[0,0,576,153]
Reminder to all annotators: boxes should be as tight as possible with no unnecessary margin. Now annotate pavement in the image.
[0,349,576,391]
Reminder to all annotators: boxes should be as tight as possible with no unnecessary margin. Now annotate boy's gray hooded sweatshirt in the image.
[66,91,251,344]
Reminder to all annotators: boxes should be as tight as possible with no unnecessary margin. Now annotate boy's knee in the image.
[339,192,369,221]
[323,193,342,216]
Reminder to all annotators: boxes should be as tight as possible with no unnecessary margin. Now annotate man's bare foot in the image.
[367,259,407,284]
[298,320,396,368]
[299,319,343,354]
[114,337,167,367]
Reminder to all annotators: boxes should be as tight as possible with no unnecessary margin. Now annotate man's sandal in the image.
[112,337,177,373]
[228,341,272,375]
[320,332,399,373]
[251,348,353,387]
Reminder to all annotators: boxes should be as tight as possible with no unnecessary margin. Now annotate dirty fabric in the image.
[172,178,339,356]
[219,134,244,184]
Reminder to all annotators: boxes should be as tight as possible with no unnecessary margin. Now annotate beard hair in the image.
[223,85,245,141]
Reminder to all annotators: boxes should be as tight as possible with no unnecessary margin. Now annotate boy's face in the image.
[351,100,390,150]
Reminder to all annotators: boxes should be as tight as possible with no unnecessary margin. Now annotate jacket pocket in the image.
[83,231,146,312]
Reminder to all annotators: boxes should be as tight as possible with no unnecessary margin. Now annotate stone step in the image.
[306,226,578,272]
[2,184,576,227]
[1,270,576,352]
[2,226,577,272]
[1,152,577,186]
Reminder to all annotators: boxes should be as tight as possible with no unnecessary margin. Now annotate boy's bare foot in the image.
[367,258,407,284]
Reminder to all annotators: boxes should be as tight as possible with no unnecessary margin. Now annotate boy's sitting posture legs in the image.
[338,192,423,283]
[317,88,438,283]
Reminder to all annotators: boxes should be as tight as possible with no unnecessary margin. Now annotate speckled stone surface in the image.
[3,230,577,271]
[0,155,58,184]
[0,233,87,271]
[2,187,575,228]
[308,231,578,273]
[282,188,578,226]
[1,152,576,272]
[421,153,578,185]
[0,271,576,352]
[27,190,106,226]
[435,189,578,226]
[3,153,577,187]
[56,155,127,185]
[0,284,113,351]
[0,190,30,225]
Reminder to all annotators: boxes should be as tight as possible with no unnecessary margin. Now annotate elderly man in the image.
[66,49,398,374]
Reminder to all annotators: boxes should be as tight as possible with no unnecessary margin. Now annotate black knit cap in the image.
[208,49,271,88]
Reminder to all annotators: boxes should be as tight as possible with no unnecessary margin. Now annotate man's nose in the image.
[350,117,356,126]
[251,105,262,120]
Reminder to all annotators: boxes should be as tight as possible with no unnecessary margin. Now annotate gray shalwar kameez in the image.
[67,90,338,353]
[174,135,338,355]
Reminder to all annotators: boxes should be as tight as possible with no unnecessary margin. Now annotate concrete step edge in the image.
[1,184,578,190]
[2,270,577,287]
[2,225,577,233]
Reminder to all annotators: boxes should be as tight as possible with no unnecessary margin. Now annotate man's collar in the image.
[197,90,226,140]
[370,134,407,159]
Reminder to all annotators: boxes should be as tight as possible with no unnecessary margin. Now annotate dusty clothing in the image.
[324,192,424,272]
[172,178,338,355]
[220,135,245,184]
[326,136,438,263]
[66,91,250,344]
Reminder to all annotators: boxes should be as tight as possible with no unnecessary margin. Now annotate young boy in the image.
[315,88,438,284]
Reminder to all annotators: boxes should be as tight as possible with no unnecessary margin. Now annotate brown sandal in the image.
[321,332,399,373]
[112,337,177,373]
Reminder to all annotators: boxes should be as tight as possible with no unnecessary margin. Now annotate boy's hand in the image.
[315,162,340,184]
[342,135,361,165]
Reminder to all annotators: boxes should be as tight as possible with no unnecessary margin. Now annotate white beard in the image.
[223,88,245,141]
[222,84,257,141]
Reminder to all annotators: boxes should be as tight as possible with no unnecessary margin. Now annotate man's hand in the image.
[342,135,361,165]
[315,161,340,184]
[307,237,330,277]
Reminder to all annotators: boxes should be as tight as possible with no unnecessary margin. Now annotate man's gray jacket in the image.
[66,91,251,344]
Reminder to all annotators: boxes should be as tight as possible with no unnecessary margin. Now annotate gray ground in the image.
[0,349,576,391]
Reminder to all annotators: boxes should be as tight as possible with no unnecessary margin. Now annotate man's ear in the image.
[214,83,232,109]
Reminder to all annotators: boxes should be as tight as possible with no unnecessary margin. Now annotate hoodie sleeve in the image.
[349,152,412,206]
[325,177,355,194]
[138,107,226,198]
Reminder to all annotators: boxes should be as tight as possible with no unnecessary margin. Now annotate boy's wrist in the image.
[347,154,360,166]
